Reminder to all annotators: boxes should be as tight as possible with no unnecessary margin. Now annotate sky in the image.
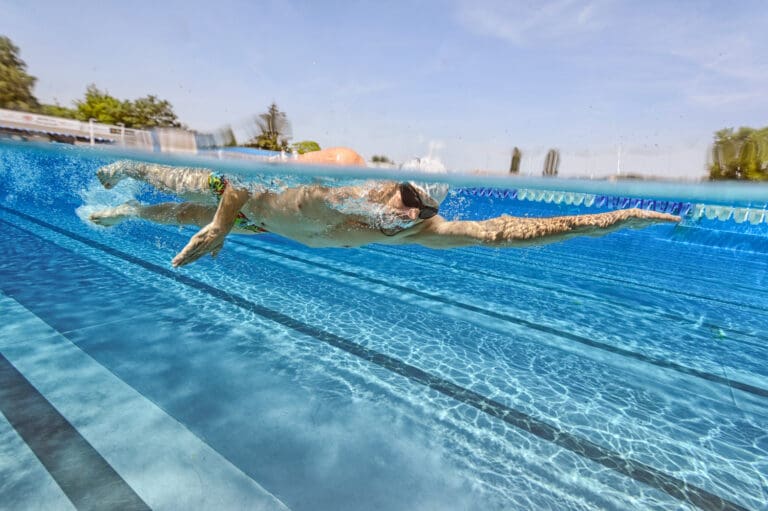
[2,0,768,178]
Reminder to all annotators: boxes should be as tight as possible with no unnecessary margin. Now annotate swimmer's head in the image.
[400,157,450,205]
[398,182,438,220]
[379,181,439,224]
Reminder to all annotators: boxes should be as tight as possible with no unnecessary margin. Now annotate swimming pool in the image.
[1,142,766,511]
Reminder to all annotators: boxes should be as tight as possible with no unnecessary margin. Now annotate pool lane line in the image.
[371,242,768,315]
[526,229,768,296]
[0,208,753,511]
[0,355,151,511]
[375,228,768,306]
[361,243,768,345]
[230,237,768,399]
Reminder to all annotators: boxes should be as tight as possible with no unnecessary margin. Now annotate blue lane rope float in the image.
[457,187,767,224]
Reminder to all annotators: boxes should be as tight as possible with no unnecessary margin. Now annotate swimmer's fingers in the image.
[172,224,226,267]
[621,209,680,228]
[173,236,218,267]
[640,210,680,223]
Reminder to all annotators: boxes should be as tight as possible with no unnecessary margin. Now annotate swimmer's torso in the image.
[241,183,427,247]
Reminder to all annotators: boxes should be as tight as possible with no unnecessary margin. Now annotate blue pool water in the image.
[1,142,767,511]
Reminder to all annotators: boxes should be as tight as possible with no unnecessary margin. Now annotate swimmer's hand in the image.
[173,184,249,267]
[172,222,227,267]
[613,208,680,228]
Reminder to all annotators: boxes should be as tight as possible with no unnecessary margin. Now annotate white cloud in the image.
[647,18,768,110]
[455,0,608,45]
[687,91,764,108]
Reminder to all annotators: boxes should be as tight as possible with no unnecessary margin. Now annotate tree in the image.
[124,95,180,129]
[371,155,392,164]
[71,85,181,129]
[510,147,522,174]
[219,125,237,147]
[39,102,77,119]
[543,148,560,176]
[292,140,321,154]
[246,102,291,151]
[709,126,768,181]
[0,35,40,111]
[74,85,127,125]
[0,36,183,128]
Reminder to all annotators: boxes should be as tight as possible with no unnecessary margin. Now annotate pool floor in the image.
[1,182,767,510]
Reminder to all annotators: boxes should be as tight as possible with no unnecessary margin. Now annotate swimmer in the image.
[88,147,680,267]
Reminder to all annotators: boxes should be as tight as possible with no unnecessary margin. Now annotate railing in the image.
[0,109,194,153]
[0,108,153,147]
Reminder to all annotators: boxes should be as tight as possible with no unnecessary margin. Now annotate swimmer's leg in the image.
[90,201,216,227]
[97,161,212,201]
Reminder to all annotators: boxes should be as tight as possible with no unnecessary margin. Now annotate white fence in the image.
[0,109,201,153]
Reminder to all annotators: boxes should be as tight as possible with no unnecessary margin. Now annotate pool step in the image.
[0,292,290,511]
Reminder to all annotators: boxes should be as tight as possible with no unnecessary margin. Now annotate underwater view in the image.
[1,141,766,511]
[3,1,768,510]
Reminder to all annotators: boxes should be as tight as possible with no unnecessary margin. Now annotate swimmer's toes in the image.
[89,211,120,227]
[96,162,127,189]
[88,201,139,227]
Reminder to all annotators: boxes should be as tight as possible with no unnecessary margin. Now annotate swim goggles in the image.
[399,183,438,219]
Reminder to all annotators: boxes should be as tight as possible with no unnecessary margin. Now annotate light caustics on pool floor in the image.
[1,148,767,511]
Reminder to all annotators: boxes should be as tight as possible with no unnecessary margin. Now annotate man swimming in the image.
[88,147,680,267]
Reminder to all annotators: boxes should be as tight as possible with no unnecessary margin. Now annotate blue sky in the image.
[3,0,767,177]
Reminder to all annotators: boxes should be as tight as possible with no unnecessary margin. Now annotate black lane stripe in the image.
[0,207,752,511]
[364,244,768,344]
[441,242,768,314]
[231,238,768,399]
[371,241,768,315]
[0,355,151,511]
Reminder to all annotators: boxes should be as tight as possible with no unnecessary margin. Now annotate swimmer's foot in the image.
[89,200,141,226]
[96,160,137,189]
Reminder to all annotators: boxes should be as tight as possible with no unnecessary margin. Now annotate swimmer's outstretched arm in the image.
[404,209,679,249]
[172,184,251,267]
